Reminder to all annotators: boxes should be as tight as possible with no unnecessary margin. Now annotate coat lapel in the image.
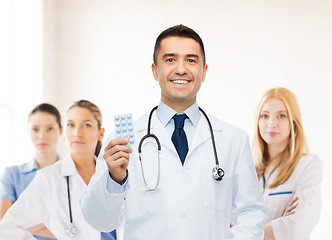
[187,113,223,160]
[135,113,177,155]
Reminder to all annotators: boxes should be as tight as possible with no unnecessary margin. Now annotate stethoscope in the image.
[138,106,225,191]
[66,176,78,237]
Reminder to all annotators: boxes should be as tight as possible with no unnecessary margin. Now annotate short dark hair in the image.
[29,103,62,129]
[153,24,206,65]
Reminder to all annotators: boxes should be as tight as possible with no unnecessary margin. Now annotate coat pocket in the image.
[265,184,294,218]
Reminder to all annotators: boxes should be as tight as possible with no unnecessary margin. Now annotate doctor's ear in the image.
[152,63,159,81]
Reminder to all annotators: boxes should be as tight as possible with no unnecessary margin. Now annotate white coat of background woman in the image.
[0,100,119,240]
[252,87,323,240]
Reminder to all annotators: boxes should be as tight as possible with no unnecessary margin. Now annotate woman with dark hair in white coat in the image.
[0,103,62,239]
[0,100,119,240]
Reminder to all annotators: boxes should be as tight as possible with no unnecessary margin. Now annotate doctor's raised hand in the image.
[103,137,132,184]
[81,24,266,240]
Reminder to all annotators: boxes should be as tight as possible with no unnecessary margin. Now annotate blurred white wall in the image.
[43,1,331,237]
[0,0,43,170]
[1,0,331,238]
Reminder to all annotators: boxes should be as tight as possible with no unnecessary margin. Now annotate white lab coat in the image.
[81,111,266,240]
[0,154,122,240]
[260,154,323,240]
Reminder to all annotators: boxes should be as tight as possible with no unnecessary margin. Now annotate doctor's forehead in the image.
[157,37,203,59]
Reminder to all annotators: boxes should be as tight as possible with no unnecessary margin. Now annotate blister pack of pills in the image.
[114,113,134,144]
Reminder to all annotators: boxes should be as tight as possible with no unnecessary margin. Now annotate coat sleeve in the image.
[0,171,51,240]
[80,133,127,232]
[271,155,323,240]
[229,132,267,240]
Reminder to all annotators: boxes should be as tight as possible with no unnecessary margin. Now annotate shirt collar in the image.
[20,155,61,174]
[20,159,38,173]
[156,101,200,127]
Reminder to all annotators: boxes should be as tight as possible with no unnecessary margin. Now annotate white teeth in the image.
[173,80,189,84]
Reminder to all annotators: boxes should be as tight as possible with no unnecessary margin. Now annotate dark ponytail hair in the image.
[29,103,62,129]
[68,100,103,156]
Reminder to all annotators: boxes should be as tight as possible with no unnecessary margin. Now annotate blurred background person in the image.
[252,87,323,240]
[0,103,62,239]
[0,100,119,240]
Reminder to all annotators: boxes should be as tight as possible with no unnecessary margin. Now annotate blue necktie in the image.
[101,230,116,240]
[171,114,189,165]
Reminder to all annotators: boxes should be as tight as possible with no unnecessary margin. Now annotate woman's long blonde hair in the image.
[252,87,308,188]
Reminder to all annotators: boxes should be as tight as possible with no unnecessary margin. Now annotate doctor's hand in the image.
[283,196,299,217]
[103,137,133,185]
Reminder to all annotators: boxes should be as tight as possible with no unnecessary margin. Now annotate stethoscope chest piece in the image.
[66,224,78,237]
[212,166,224,181]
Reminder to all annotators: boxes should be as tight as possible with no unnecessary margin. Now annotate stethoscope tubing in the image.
[138,106,224,191]
[66,176,73,224]
[198,107,219,167]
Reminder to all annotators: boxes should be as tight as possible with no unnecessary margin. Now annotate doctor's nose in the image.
[174,60,187,75]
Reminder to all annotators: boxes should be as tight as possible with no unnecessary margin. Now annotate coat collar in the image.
[187,112,223,157]
[61,154,97,177]
[61,154,77,177]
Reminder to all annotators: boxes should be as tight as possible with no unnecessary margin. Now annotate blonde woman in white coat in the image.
[252,87,323,240]
[0,100,119,240]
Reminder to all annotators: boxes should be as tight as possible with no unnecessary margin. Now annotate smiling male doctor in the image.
[81,24,266,240]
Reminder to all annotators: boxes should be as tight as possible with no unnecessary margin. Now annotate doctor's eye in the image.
[32,128,39,132]
[166,58,175,63]
[260,114,269,119]
[83,124,91,128]
[187,59,196,63]
[67,123,74,128]
[48,127,54,131]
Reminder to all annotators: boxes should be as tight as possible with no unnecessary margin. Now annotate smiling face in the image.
[259,97,291,150]
[29,112,61,154]
[64,107,104,156]
[152,37,207,112]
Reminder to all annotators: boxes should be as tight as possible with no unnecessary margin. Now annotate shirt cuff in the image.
[106,170,128,194]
